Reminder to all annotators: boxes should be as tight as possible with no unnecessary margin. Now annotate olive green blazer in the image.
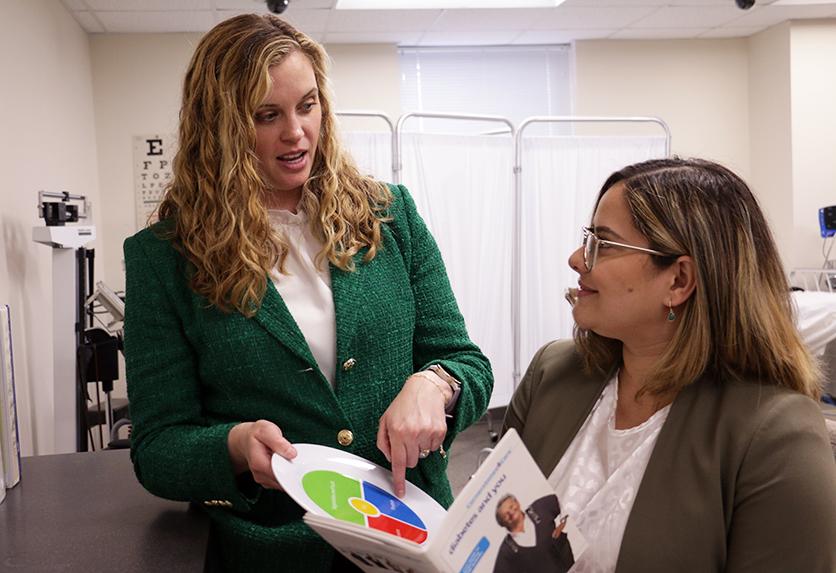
[123,185,493,572]
[503,340,836,573]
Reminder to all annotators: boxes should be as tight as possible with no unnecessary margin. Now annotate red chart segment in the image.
[303,470,430,545]
[367,513,429,544]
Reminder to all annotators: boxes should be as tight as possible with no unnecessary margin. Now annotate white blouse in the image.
[267,208,337,388]
[548,375,671,572]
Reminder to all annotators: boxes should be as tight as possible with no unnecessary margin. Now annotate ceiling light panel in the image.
[336,0,564,9]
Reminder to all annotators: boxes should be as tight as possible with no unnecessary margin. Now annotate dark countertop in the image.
[0,449,209,572]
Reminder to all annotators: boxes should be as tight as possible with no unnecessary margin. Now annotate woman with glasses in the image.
[502,157,835,572]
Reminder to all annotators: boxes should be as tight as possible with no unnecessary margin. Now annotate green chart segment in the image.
[303,470,365,525]
[302,470,429,543]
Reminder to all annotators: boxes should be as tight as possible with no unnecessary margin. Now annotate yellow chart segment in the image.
[349,497,381,517]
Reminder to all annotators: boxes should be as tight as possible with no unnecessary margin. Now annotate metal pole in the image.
[512,115,671,391]
[336,111,396,183]
[394,112,515,185]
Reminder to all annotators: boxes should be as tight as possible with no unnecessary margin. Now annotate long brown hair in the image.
[157,14,391,316]
[576,157,821,399]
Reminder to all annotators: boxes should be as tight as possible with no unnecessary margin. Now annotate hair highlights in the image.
[575,157,820,399]
[157,14,390,316]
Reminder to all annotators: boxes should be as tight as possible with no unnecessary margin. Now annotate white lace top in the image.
[267,208,337,388]
[548,375,671,572]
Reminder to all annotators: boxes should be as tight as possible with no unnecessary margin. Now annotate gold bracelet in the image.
[412,371,452,405]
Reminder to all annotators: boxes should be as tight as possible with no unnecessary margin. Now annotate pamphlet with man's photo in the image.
[277,428,586,573]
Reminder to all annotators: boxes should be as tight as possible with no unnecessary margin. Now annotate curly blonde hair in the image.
[576,158,821,399]
[157,14,391,316]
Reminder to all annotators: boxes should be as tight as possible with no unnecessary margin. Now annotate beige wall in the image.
[327,44,401,132]
[573,39,751,179]
[790,20,836,269]
[90,33,200,299]
[573,30,836,271]
[748,23,794,267]
[0,0,101,455]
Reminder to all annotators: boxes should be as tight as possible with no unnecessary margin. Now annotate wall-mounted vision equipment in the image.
[820,206,836,238]
[735,0,755,9]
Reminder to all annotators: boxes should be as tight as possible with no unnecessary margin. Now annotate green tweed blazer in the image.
[123,184,493,572]
[504,340,836,572]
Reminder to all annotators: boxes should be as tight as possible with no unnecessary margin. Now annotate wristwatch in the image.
[428,364,461,414]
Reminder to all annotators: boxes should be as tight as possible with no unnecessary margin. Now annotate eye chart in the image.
[133,134,175,230]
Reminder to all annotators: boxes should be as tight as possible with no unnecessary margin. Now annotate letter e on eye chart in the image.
[133,134,175,230]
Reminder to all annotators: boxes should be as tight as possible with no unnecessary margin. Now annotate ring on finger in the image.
[418,448,431,459]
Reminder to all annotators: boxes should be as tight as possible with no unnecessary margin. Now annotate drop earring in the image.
[667,301,676,322]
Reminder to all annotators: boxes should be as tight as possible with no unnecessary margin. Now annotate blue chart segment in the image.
[362,481,426,529]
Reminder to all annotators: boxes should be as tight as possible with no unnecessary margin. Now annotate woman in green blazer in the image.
[123,14,492,572]
[504,158,835,572]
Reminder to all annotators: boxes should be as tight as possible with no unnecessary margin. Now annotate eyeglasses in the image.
[581,226,673,271]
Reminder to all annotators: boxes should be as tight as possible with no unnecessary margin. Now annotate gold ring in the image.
[439,445,447,459]
[418,449,430,459]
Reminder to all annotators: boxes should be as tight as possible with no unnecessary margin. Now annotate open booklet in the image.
[271,428,586,573]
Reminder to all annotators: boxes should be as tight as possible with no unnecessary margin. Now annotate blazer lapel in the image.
[329,249,368,362]
[253,280,318,368]
[616,380,702,572]
[542,367,611,475]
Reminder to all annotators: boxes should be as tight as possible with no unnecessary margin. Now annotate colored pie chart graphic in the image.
[302,470,429,544]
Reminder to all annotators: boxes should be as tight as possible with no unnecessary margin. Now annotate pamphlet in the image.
[0,304,20,492]
[273,429,586,573]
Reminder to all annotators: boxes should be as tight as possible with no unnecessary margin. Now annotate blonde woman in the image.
[503,158,835,572]
[123,14,492,572]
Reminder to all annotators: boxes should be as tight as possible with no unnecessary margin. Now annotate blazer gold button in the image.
[342,358,356,371]
[337,429,354,446]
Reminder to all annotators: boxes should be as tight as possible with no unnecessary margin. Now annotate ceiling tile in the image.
[328,9,442,32]
[216,0,335,8]
[52,0,836,43]
[697,26,767,38]
[214,8,330,31]
[324,31,421,44]
[630,5,750,28]
[528,6,661,30]
[562,0,738,3]
[60,0,91,10]
[417,30,520,46]
[669,0,742,4]
[609,27,708,38]
[215,0,268,8]
[730,4,836,27]
[511,29,615,43]
[561,0,668,5]
[272,8,331,30]
[96,10,215,32]
[288,0,336,7]
[72,11,106,33]
[431,8,552,31]
[86,0,211,10]
[214,7,269,19]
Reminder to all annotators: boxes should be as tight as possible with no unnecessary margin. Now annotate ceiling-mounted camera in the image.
[735,0,755,9]
[266,0,289,14]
